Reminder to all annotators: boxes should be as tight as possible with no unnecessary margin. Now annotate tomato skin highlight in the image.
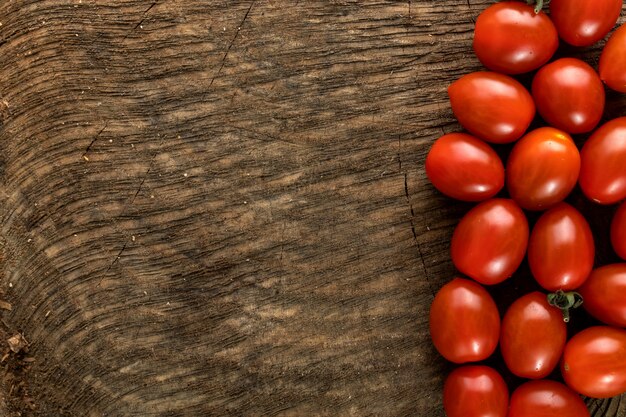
[425,133,504,202]
[429,278,500,363]
[508,380,590,417]
[561,326,626,398]
[578,264,626,328]
[451,199,528,285]
[550,0,621,47]
[443,366,508,417]
[473,2,558,74]
[531,58,605,134]
[611,202,626,260]
[599,24,626,93]
[528,203,594,291]
[579,117,626,205]
[507,127,580,211]
[448,72,535,144]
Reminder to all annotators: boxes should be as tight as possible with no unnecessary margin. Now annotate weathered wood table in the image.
[0,1,624,416]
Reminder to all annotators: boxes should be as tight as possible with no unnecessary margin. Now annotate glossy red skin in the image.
[425,133,504,202]
[611,202,626,260]
[579,117,626,204]
[443,366,508,417]
[509,380,590,417]
[532,58,605,134]
[473,2,558,74]
[562,326,626,398]
[507,127,580,211]
[578,264,626,327]
[599,24,626,93]
[451,199,528,285]
[429,278,500,363]
[550,0,621,47]
[500,292,566,379]
[448,72,535,144]
[528,203,595,291]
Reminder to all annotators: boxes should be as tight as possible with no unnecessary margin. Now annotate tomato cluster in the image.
[426,1,626,416]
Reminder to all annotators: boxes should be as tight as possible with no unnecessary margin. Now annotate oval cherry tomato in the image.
[448,72,535,144]
[579,117,626,204]
[443,366,508,417]
[509,380,589,417]
[578,264,626,327]
[528,203,594,291]
[561,326,626,398]
[550,0,622,47]
[473,2,558,74]
[500,292,566,379]
[532,58,605,134]
[507,127,580,211]
[425,133,504,202]
[611,202,626,260]
[451,199,528,285]
[599,24,626,93]
[429,278,500,363]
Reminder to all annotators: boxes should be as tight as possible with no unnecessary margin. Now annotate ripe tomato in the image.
[451,199,528,285]
[550,0,622,47]
[507,127,580,211]
[473,2,558,74]
[500,292,566,379]
[611,202,626,260]
[425,133,504,202]
[528,203,594,291]
[579,117,626,204]
[599,24,626,93]
[561,326,626,398]
[443,366,508,417]
[532,58,605,134]
[578,264,626,327]
[448,72,535,144]
[429,278,500,363]
[508,380,590,417]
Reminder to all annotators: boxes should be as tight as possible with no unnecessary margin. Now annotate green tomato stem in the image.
[547,290,583,323]
[526,0,545,14]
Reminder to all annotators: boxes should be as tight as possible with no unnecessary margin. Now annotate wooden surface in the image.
[0,0,624,416]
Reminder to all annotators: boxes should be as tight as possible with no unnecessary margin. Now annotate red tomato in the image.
[473,2,558,74]
[579,117,626,204]
[507,127,580,211]
[599,24,626,93]
[429,278,500,363]
[550,0,622,47]
[508,380,589,417]
[448,72,535,144]
[451,199,528,285]
[425,133,504,202]
[528,203,594,291]
[578,264,626,327]
[532,58,605,134]
[443,366,508,417]
[561,326,626,398]
[500,292,566,379]
[611,202,626,260]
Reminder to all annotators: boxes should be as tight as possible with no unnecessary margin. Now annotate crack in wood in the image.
[81,121,108,161]
[124,1,159,40]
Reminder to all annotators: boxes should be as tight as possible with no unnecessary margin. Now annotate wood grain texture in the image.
[0,0,624,416]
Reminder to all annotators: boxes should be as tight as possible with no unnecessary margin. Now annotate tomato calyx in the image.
[547,290,583,322]
[526,0,548,14]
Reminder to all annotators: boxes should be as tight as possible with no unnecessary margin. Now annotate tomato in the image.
[429,278,500,363]
[443,366,508,417]
[561,326,626,398]
[578,264,626,327]
[451,199,528,285]
[448,72,535,144]
[550,0,622,47]
[531,58,605,134]
[611,202,626,260]
[473,2,558,74]
[579,117,626,204]
[425,133,504,202]
[599,24,626,92]
[508,380,589,417]
[527,203,594,291]
[507,127,580,211]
